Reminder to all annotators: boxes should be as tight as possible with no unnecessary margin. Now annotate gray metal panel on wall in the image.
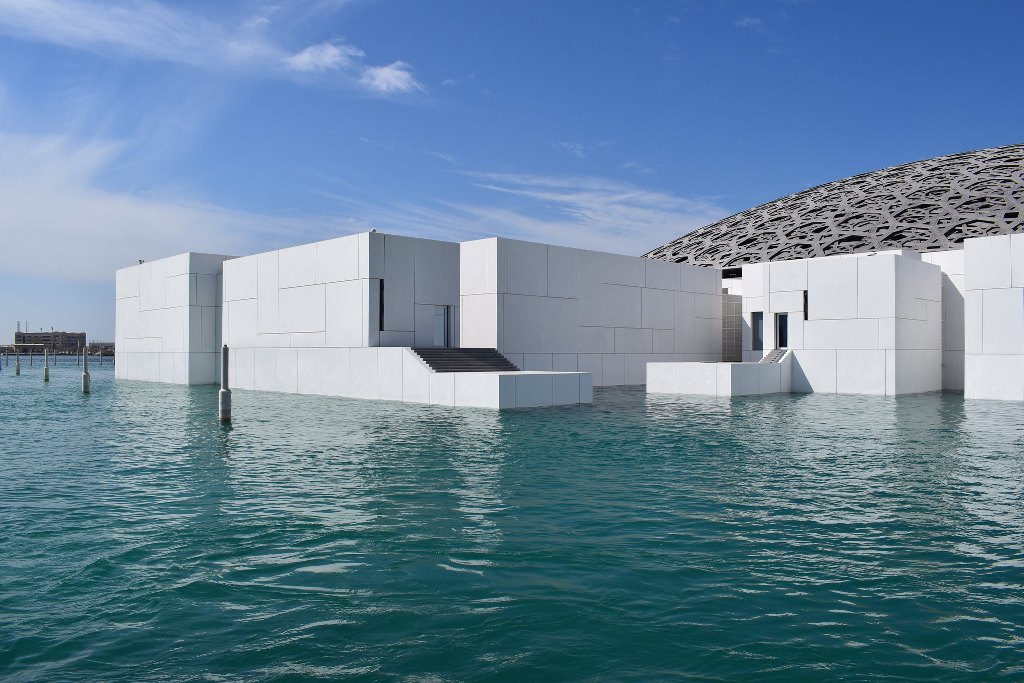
[645,144,1024,268]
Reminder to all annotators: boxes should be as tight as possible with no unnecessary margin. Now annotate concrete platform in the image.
[647,354,792,397]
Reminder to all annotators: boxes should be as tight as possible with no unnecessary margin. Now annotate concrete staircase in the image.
[412,348,520,373]
[759,348,788,364]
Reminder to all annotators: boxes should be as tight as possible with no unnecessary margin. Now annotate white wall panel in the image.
[506,240,548,296]
[641,287,675,330]
[965,234,1011,291]
[808,256,858,319]
[548,245,581,299]
[315,235,359,285]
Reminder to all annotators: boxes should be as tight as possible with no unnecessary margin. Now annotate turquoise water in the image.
[2,360,1023,681]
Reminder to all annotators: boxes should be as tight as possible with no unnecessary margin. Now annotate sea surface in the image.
[1,359,1023,681]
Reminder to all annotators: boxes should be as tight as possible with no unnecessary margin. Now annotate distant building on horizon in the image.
[13,330,87,353]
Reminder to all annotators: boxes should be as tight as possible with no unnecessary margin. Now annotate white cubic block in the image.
[856,254,896,318]
[552,354,578,371]
[460,294,498,349]
[257,251,280,334]
[769,259,808,292]
[542,297,580,353]
[965,234,1011,291]
[505,240,548,296]
[454,373,496,408]
[515,374,553,408]
[224,255,258,301]
[349,347,379,399]
[429,372,455,406]
[1012,235,1024,288]
[965,354,1024,401]
[502,294,543,353]
[602,354,625,386]
[836,349,886,394]
[580,326,614,353]
[359,231,385,280]
[769,289,804,314]
[603,253,645,287]
[523,354,553,371]
[615,327,652,354]
[741,263,767,298]
[624,354,648,385]
[808,256,858,320]
[982,288,1024,355]
[460,239,491,295]
[652,329,675,353]
[401,351,431,404]
[414,238,459,305]
[552,374,580,404]
[548,245,581,299]
[756,363,781,394]
[316,235,360,284]
[325,280,365,348]
[644,259,679,291]
[279,285,326,333]
[803,318,879,350]
[377,347,405,401]
[279,243,317,288]
[602,284,642,328]
[642,288,675,330]
[577,354,603,385]
[791,350,837,393]
[646,362,680,393]
[383,234,415,332]
[275,348,298,393]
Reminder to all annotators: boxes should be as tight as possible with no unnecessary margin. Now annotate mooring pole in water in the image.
[82,345,90,394]
[15,349,20,376]
[218,345,231,422]
[43,348,49,382]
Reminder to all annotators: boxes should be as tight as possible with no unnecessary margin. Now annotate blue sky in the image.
[1,0,1022,341]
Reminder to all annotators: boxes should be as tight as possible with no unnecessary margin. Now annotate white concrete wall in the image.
[460,238,722,386]
[222,232,461,393]
[648,353,792,397]
[963,234,1024,400]
[921,249,966,391]
[223,346,590,408]
[741,251,942,395]
[115,252,230,384]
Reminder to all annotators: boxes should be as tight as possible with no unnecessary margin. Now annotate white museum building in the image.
[115,144,1024,407]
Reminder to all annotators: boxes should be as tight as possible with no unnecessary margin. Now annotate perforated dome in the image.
[645,144,1024,268]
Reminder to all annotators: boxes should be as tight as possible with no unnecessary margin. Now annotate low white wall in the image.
[648,354,792,397]
[460,238,723,386]
[742,251,942,395]
[963,234,1024,400]
[228,346,591,409]
[115,252,231,385]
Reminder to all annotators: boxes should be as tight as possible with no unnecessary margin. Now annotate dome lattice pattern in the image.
[645,144,1024,268]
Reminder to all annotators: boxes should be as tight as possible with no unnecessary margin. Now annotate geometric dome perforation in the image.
[645,144,1024,268]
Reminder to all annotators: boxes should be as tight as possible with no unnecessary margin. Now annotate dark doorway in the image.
[752,312,764,352]
[775,312,789,348]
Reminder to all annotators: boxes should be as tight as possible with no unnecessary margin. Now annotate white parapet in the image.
[647,353,792,397]
[229,346,592,409]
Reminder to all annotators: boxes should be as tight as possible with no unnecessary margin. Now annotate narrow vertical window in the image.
[803,290,809,320]
[752,312,764,351]
[378,280,385,331]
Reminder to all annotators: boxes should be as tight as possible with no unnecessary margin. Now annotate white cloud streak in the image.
[319,172,727,256]
[0,0,426,94]
[0,131,342,281]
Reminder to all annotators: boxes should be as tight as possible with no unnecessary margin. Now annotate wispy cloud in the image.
[0,131,340,281]
[621,161,657,175]
[553,141,589,158]
[359,62,425,94]
[284,41,364,73]
[0,0,426,95]
[735,15,766,32]
[318,172,727,256]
